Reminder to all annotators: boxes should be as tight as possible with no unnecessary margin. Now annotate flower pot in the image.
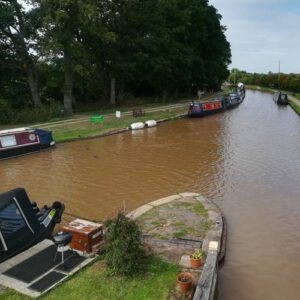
[177,272,193,293]
[190,256,202,269]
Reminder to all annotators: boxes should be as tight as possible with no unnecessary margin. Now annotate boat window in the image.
[0,135,17,148]
[0,203,26,238]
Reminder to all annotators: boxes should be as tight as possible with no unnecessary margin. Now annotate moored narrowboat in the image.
[237,82,246,103]
[273,92,288,105]
[225,92,240,109]
[188,97,225,117]
[0,188,64,263]
[0,127,55,160]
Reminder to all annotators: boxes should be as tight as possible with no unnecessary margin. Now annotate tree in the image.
[36,0,115,115]
[0,0,42,107]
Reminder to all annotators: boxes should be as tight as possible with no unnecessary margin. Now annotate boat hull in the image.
[188,99,225,117]
[0,142,55,160]
[0,128,55,160]
[273,92,288,105]
[0,188,64,263]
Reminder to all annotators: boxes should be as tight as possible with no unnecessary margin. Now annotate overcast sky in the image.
[209,0,300,73]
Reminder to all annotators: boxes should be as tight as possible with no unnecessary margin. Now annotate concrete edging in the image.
[127,192,224,256]
[127,192,225,300]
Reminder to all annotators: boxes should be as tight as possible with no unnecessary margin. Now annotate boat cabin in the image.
[0,188,64,262]
[188,98,225,117]
[0,127,55,160]
[273,92,288,105]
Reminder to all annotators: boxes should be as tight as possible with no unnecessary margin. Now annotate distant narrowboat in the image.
[0,188,64,263]
[0,127,55,160]
[188,97,225,117]
[273,92,289,105]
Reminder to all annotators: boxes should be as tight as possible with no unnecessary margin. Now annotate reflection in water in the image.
[1,90,300,299]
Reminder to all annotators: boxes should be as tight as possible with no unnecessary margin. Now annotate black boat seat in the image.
[53,232,72,245]
[53,232,73,266]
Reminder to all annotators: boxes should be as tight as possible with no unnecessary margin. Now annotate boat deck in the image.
[0,239,96,298]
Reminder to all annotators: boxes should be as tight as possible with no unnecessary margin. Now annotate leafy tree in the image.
[0,0,42,106]
[0,0,233,120]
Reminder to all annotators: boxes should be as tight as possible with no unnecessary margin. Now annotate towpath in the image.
[30,101,191,130]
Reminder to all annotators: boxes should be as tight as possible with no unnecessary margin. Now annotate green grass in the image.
[0,256,180,300]
[50,107,187,143]
[174,229,189,238]
[188,203,209,217]
[289,101,300,115]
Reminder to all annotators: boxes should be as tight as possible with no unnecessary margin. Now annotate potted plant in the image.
[190,249,204,269]
[177,272,193,292]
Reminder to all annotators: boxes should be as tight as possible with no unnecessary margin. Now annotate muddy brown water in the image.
[1,90,300,299]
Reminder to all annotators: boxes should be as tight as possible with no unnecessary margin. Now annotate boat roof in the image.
[194,98,221,103]
[0,128,34,135]
[0,188,41,251]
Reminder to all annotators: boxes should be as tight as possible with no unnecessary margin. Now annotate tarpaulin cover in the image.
[34,129,53,145]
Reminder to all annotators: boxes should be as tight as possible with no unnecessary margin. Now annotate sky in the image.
[209,0,300,73]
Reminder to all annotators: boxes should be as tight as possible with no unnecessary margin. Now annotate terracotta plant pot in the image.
[190,256,202,269]
[177,272,193,293]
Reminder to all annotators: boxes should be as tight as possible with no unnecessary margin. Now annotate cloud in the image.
[209,0,300,73]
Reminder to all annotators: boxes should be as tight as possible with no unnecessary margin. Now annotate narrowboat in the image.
[273,92,289,105]
[188,97,225,117]
[0,127,55,160]
[237,82,246,103]
[0,188,64,263]
[225,93,240,109]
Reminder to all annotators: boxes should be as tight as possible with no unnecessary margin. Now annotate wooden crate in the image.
[62,219,103,254]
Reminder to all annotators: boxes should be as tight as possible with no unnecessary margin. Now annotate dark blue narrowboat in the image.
[273,92,288,105]
[0,188,64,263]
[225,92,240,109]
[0,127,55,160]
[188,97,225,117]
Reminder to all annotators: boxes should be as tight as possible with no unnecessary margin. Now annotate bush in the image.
[104,212,146,277]
[0,102,61,125]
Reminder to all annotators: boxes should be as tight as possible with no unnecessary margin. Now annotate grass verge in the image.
[0,256,180,300]
[289,101,300,115]
[50,107,188,143]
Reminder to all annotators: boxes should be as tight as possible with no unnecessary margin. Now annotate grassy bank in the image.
[289,101,300,115]
[47,106,188,143]
[1,93,225,142]
[0,256,180,300]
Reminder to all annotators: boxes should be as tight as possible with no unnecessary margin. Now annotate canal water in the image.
[1,90,300,299]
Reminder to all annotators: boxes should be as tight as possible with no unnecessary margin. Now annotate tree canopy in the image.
[0,0,231,118]
[232,69,300,93]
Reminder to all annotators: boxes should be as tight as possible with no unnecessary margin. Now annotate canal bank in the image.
[0,193,224,300]
[24,93,222,143]
[127,192,225,299]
